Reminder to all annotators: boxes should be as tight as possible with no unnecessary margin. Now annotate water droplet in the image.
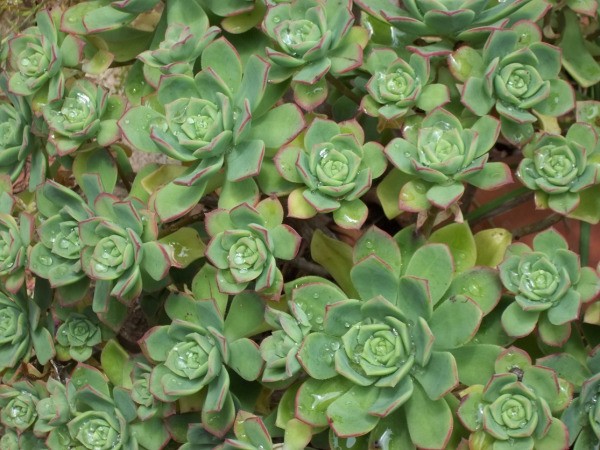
[400,191,414,202]
[94,263,108,273]
[272,16,281,23]
[468,283,481,296]
[313,292,319,299]
[39,255,53,266]
[233,253,245,265]
[414,183,427,193]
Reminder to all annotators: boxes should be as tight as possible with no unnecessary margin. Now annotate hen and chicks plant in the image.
[0,0,600,449]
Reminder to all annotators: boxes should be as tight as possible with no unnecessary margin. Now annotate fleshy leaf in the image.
[474,228,513,268]
[405,244,454,305]
[429,223,476,273]
[405,383,453,449]
[311,230,359,298]
[296,377,353,427]
[350,255,398,302]
[327,385,380,437]
[446,268,502,314]
[431,296,483,349]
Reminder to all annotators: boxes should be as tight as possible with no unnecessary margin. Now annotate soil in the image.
[473,186,600,269]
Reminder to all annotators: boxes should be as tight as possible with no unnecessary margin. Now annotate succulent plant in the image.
[55,312,103,362]
[222,411,275,450]
[211,410,312,450]
[29,362,170,450]
[69,410,123,449]
[517,123,600,215]
[0,288,54,374]
[42,78,124,156]
[80,193,176,304]
[545,345,600,450]
[3,2,600,449]
[262,0,368,109]
[0,75,41,189]
[0,99,29,180]
[383,108,512,214]
[260,303,311,384]
[29,181,92,303]
[34,377,74,448]
[499,228,600,346]
[63,364,159,450]
[178,422,229,450]
[198,0,266,33]
[456,22,575,144]
[205,198,301,296]
[6,9,82,100]
[0,211,32,293]
[0,379,54,446]
[0,292,34,373]
[361,48,450,121]
[120,38,304,221]
[0,380,47,433]
[140,292,264,437]
[130,358,173,421]
[61,0,161,35]
[355,0,549,44]
[0,428,47,450]
[30,176,177,312]
[137,0,220,85]
[458,368,569,450]
[295,293,463,445]
[289,228,488,447]
[274,118,386,229]
[140,22,217,76]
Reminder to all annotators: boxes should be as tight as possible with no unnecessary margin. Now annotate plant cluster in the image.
[0,0,600,449]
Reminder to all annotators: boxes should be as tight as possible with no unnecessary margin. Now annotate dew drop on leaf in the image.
[39,255,53,266]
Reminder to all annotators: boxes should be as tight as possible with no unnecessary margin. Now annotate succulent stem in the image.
[512,213,562,239]
[325,73,362,105]
[158,211,205,238]
[418,208,438,238]
[465,186,532,224]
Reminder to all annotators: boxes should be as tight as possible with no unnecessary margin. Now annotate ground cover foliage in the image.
[1,0,600,448]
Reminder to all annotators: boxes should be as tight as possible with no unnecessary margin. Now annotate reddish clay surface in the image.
[472,186,600,269]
